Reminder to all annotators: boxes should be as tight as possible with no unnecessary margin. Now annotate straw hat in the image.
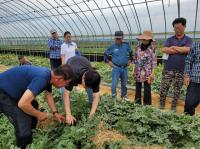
[137,30,154,40]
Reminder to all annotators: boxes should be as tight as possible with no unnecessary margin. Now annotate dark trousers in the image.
[135,81,151,105]
[184,82,200,116]
[50,58,61,70]
[0,90,38,149]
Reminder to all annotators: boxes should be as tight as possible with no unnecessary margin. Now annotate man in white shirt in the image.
[61,31,78,64]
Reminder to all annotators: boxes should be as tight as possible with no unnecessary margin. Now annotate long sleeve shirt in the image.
[47,38,63,59]
[184,42,200,83]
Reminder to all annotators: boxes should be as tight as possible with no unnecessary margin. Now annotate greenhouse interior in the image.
[0,0,200,149]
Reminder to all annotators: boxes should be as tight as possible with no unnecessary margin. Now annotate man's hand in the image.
[54,113,65,123]
[66,114,77,125]
[89,113,94,119]
[162,47,177,54]
[108,61,114,68]
[37,112,47,121]
[184,76,190,86]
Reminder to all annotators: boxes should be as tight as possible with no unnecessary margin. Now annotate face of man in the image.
[51,76,71,88]
[174,23,185,37]
[51,32,58,39]
[64,34,72,43]
[115,37,123,45]
[19,57,25,64]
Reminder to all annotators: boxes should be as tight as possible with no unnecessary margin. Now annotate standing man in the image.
[63,56,101,125]
[104,31,133,99]
[47,29,63,69]
[0,64,73,148]
[184,42,200,115]
[18,55,32,66]
[159,18,192,111]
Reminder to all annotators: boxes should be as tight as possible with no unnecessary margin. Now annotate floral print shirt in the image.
[134,45,157,82]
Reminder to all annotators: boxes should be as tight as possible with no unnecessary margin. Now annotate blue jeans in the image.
[111,66,128,97]
[86,88,93,105]
[61,87,93,105]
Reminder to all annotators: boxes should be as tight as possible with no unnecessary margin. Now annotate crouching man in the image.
[0,64,73,148]
[63,56,101,125]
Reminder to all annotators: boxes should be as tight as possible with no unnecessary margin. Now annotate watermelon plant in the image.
[0,90,200,149]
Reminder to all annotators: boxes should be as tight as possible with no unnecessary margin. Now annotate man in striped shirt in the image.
[184,42,200,115]
[47,29,63,69]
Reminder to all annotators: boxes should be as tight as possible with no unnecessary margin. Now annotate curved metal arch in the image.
[25,0,60,36]
[111,0,131,38]
[43,0,77,37]
[126,0,140,34]
[18,0,54,37]
[0,7,32,38]
[93,0,112,36]
[71,0,97,37]
[0,10,22,38]
[53,0,82,38]
[177,0,180,18]
[59,0,91,39]
[130,0,142,34]
[14,0,49,38]
[1,2,43,49]
[82,0,105,37]
[145,0,153,31]
[0,24,15,38]
[1,2,40,38]
[105,0,121,31]
[35,0,66,34]
[161,0,167,39]
[193,0,199,38]
[118,0,133,40]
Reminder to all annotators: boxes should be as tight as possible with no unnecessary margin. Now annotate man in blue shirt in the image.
[0,64,73,148]
[184,42,200,115]
[104,31,133,99]
[159,18,192,111]
[47,29,63,69]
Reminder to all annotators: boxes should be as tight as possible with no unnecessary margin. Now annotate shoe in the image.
[122,96,129,101]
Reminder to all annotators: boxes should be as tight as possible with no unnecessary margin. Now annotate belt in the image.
[113,63,128,68]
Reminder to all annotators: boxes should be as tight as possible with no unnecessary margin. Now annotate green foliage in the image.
[0,91,200,149]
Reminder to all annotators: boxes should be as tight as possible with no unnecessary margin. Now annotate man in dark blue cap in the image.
[104,31,133,100]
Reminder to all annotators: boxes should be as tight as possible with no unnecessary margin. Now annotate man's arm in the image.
[44,91,65,123]
[63,88,76,124]
[18,89,46,121]
[161,47,177,54]
[61,55,65,65]
[47,39,54,49]
[171,46,190,54]
[89,92,100,118]
[104,46,114,67]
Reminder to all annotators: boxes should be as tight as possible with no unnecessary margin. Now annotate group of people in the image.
[0,30,101,148]
[0,17,200,148]
[105,17,200,117]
